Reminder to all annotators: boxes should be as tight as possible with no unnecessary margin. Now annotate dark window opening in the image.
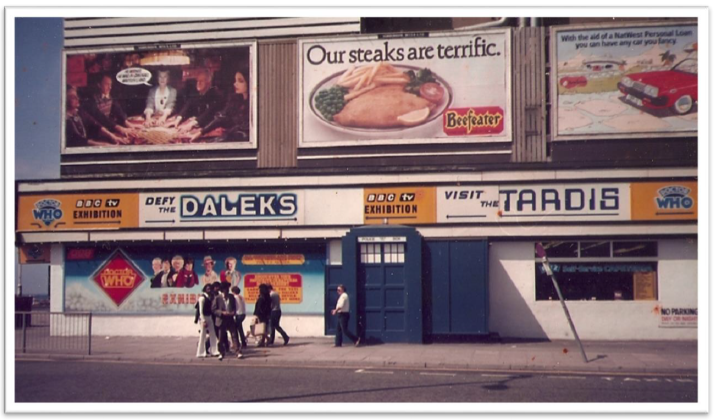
[536,262,657,301]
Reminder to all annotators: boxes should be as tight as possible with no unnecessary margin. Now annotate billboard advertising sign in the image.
[139,190,304,227]
[299,29,511,147]
[498,184,631,222]
[62,41,257,153]
[64,245,325,314]
[552,22,697,140]
[437,186,501,223]
[17,193,139,231]
[631,181,697,221]
[363,187,436,225]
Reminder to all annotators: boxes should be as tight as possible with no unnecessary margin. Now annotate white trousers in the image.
[196,319,219,357]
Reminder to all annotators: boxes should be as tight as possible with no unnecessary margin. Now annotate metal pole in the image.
[536,244,588,363]
[88,312,92,356]
[17,249,23,296]
[22,312,27,354]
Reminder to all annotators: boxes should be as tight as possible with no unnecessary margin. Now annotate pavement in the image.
[15,335,698,376]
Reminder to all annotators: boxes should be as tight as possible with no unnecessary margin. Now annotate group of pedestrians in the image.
[195,281,361,359]
[195,281,290,359]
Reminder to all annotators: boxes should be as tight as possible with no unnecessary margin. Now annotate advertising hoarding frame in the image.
[297,28,512,148]
[60,39,258,154]
[550,20,698,142]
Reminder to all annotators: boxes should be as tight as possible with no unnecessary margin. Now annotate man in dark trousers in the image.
[268,284,289,346]
[213,282,241,360]
[331,284,361,347]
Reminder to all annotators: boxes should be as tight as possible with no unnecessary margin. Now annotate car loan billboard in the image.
[552,22,697,140]
[62,41,257,154]
[299,29,511,147]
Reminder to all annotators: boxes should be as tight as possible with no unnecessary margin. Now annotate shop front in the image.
[15,170,698,342]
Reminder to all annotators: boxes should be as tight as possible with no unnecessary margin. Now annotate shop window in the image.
[579,241,610,258]
[384,243,405,264]
[613,241,658,257]
[536,242,578,258]
[360,243,382,264]
[535,240,658,301]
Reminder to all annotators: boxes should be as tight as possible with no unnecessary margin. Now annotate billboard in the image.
[63,244,325,314]
[631,181,697,221]
[498,183,631,222]
[139,190,304,227]
[17,193,139,231]
[552,22,697,140]
[62,41,257,153]
[363,187,436,225]
[299,29,511,147]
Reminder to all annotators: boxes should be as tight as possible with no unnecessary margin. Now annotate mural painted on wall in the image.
[64,244,325,314]
[62,41,256,153]
[554,23,697,139]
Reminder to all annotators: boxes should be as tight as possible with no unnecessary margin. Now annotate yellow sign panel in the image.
[244,273,302,304]
[631,182,697,221]
[17,194,139,231]
[242,254,305,265]
[363,187,436,225]
[633,271,657,301]
[19,244,51,264]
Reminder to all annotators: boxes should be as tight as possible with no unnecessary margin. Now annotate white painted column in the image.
[49,244,65,313]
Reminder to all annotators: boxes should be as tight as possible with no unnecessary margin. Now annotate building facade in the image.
[16,17,698,342]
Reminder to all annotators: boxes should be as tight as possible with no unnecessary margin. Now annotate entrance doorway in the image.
[357,242,409,343]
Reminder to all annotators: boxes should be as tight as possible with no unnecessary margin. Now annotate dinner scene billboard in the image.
[63,244,325,314]
[62,41,256,153]
[299,29,511,147]
[552,22,697,140]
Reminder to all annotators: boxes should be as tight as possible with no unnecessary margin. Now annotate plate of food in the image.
[309,62,453,133]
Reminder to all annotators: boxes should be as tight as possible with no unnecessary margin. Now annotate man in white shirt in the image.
[231,286,248,347]
[196,284,220,358]
[331,284,361,347]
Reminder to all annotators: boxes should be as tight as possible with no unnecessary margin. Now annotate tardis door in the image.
[340,226,423,344]
[357,242,409,343]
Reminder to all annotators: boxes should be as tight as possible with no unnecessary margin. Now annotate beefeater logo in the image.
[92,249,145,307]
[443,106,504,136]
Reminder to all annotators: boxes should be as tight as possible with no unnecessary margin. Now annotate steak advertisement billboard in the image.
[299,29,511,147]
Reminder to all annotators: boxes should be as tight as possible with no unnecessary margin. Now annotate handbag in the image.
[253,322,266,336]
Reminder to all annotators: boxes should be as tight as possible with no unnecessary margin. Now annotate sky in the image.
[14,17,63,295]
[15,17,63,181]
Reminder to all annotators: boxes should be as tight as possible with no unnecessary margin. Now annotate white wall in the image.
[488,239,698,341]
[85,314,327,338]
[49,244,64,312]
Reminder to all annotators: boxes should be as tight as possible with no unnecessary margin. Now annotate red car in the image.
[559,76,588,89]
[617,58,698,115]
